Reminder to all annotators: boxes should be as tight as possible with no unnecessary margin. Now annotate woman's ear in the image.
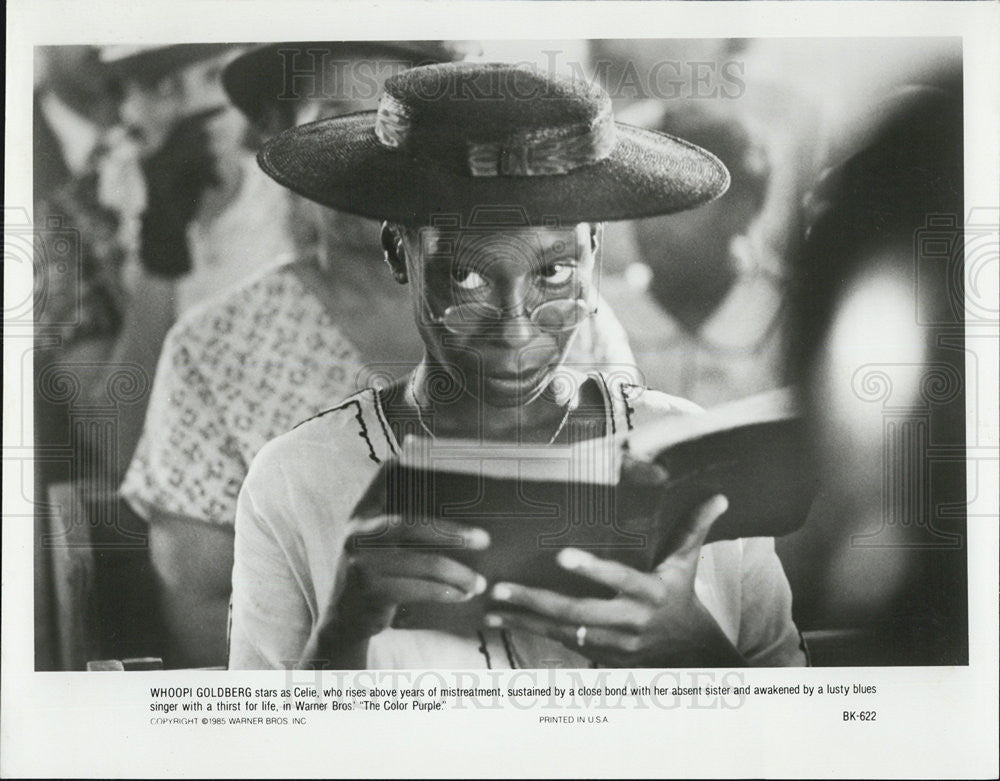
[380,221,408,284]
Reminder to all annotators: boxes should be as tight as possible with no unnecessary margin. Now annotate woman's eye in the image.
[452,268,488,291]
[539,263,575,286]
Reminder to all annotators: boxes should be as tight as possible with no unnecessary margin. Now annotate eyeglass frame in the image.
[417,225,604,335]
[424,293,600,334]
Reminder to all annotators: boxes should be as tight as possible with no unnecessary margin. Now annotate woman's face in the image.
[399,222,599,408]
[120,52,247,155]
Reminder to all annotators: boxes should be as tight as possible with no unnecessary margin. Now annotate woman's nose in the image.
[492,314,536,347]
[486,276,537,344]
[490,269,534,311]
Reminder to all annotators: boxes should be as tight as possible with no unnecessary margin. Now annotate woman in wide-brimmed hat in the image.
[228,62,805,670]
[122,46,636,669]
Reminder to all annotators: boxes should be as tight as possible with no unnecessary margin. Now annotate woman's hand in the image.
[340,513,491,635]
[299,514,489,668]
[483,494,747,668]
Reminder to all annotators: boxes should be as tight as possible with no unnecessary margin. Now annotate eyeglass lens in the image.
[440,298,589,333]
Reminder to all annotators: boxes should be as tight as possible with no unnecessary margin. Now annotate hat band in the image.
[374,93,617,177]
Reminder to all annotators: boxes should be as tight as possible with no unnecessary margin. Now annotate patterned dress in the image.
[120,259,362,524]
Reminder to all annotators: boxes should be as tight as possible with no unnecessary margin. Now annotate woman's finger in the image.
[489,581,647,630]
[484,611,636,657]
[360,551,487,598]
[369,575,481,605]
[555,548,665,602]
[349,515,489,552]
[406,517,491,549]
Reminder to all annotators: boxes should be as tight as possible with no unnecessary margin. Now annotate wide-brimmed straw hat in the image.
[258,62,730,226]
[222,40,479,131]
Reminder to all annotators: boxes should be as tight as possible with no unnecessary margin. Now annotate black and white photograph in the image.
[3,1,998,778]
[27,34,971,671]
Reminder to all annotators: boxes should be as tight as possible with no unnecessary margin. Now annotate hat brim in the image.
[223,41,468,130]
[103,44,237,84]
[258,112,730,226]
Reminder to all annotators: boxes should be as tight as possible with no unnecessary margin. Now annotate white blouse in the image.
[228,377,806,670]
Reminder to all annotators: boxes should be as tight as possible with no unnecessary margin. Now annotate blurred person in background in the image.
[604,97,795,403]
[578,38,968,665]
[96,44,296,478]
[734,38,967,664]
[120,41,638,668]
[34,43,296,667]
[33,46,128,669]
[34,45,125,465]
[585,38,818,406]
[33,44,124,390]
[34,46,120,201]
[781,69,967,665]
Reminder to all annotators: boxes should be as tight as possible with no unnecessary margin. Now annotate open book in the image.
[350,387,818,634]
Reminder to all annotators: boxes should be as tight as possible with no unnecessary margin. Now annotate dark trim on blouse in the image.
[371,387,401,457]
[620,383,642,432]
[500,630,518,669]
[595,373,617,436]
[292,396,381,464]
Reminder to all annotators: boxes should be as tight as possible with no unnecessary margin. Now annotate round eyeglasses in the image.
[427,296,598,335]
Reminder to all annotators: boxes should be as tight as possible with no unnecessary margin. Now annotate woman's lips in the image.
[489,370,536,380]
[484,363,549,386]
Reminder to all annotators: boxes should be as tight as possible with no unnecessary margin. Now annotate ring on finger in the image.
[576,625,587,648]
